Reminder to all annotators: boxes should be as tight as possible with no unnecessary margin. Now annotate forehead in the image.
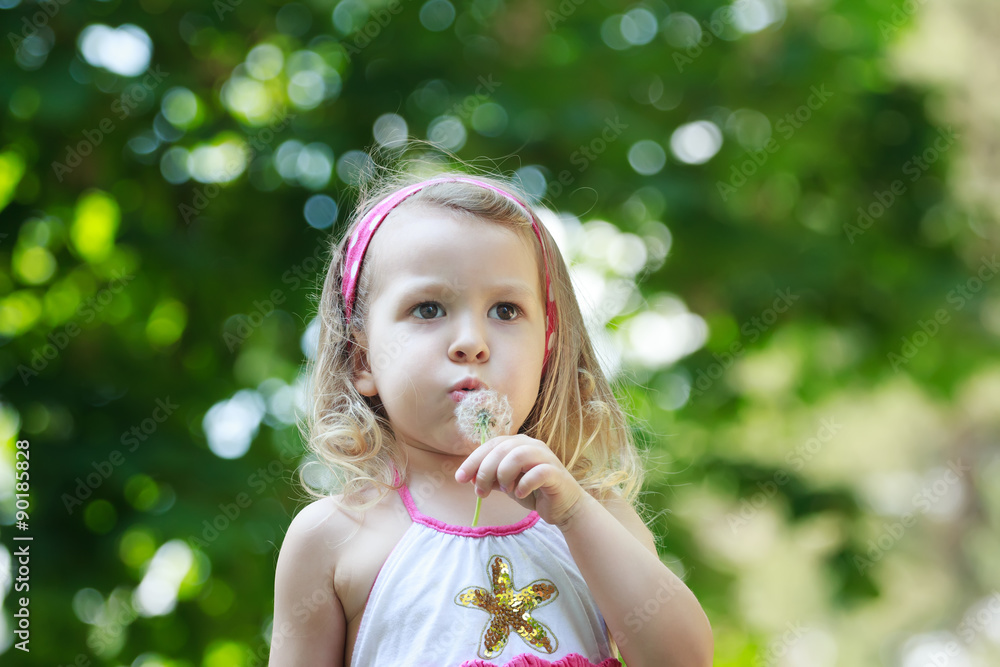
[364,202,543,301]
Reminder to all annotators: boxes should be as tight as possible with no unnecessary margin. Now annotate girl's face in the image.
[351,203,547,461]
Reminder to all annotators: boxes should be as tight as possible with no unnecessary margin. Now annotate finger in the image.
[513,464,555,500]
[473,438,520,497]
[495,445,545,495]
[455,436,505,483]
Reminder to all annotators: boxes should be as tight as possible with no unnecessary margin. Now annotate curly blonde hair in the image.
[297,144,645,513]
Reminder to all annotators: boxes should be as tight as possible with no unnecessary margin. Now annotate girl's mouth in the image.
[449,388,478,403]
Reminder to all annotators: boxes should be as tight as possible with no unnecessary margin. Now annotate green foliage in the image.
[2,0,999,664]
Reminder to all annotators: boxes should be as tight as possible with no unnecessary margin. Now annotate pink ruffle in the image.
[461,653,621,667]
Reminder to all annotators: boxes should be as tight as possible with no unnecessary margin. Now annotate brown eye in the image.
[412,303,443,319]
[491,303,520,321]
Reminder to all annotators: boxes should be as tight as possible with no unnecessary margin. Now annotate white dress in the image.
[348,478,622,667]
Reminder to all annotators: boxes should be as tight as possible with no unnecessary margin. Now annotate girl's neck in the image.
[397,441,533,528]
[401,442,468,488]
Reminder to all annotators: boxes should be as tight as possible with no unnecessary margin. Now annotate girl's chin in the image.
[453,440,481,458]
[455,438,479,453]
[411,440,477,459]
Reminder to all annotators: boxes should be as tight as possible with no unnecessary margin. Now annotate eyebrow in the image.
[394,279,539,303]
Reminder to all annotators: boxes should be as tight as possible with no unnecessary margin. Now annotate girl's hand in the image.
[455,435,585,528]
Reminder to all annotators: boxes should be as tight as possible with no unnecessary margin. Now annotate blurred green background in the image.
[2,0,999,664]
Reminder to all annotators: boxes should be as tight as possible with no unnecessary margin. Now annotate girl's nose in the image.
[448,314,490,363]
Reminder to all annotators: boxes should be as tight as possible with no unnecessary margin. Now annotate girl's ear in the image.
[350,334,378,397]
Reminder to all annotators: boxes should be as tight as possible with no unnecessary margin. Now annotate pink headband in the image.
[341,176,557,368]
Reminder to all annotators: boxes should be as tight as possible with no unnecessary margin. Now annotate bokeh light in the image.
[732,0,787,34]
[661,12,702,49]
[78,24,152,76]
[71,190,120,263]
[246,43,284,80]
[621,8,658,45]
[202,390,266,459]
[471,103,508,137]
[335,149,374,186]
[373,113,409,148]
[427,115,466,151]
[628,140,667,175]
[146,298,187,348]
[160,88,203,130]
[725,108,773,152]
[303,194,338,229]
[133,540,194,617]
[670,120,724,164]
[187,138,249,184]
[419,0,455,31]
[15,29,53,71]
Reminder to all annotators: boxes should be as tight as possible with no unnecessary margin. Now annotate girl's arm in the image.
[562,490,713,667]
[268,503,346,667]
[457,435,713,667]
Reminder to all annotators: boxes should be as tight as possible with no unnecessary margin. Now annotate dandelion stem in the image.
[456,392,511,528]
[471,496,482,527]
[471,413,490,528]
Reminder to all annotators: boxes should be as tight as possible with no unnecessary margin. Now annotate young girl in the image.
[268,167,713,667]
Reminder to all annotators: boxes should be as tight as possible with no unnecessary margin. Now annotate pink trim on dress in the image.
[396,481,540,538]
[461,653,622,667]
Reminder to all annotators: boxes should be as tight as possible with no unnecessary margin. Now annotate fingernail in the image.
[499,484,508,493]
[456,469,468,483]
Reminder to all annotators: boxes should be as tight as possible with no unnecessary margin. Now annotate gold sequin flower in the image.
[455,555,559,659]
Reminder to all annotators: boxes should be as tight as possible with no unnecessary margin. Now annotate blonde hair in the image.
[297,144,645,513]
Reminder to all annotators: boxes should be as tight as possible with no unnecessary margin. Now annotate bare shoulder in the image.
[598,490,658,557]
[284,495,363,549]
[276,494,372,587]
[269,496,360,666]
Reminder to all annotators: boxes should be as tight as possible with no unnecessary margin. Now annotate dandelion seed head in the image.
[455,389,513,444]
